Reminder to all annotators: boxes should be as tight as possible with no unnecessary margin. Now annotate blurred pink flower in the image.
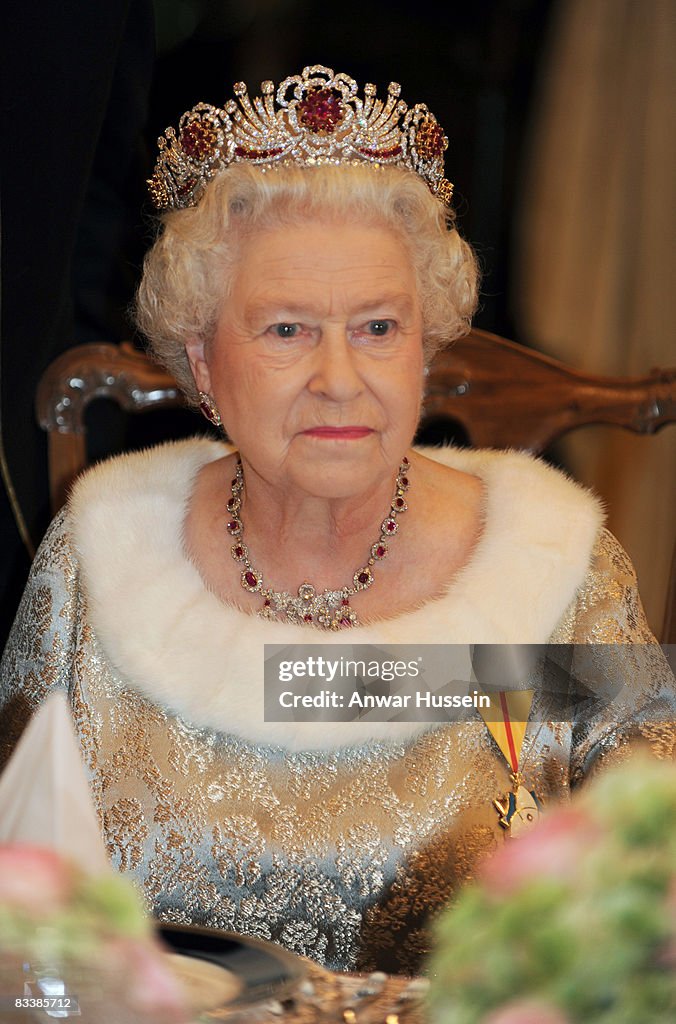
[479,807,603,896]
[484,998,571,1024]
[0,845,74,915]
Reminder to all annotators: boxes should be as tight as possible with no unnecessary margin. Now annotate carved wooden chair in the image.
[35,328,676,638]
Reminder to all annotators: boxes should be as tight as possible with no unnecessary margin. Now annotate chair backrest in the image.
[36,340,185,514]
[35,328,676,638]
[425,329,675,450]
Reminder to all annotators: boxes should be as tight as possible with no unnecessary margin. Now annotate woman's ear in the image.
[184,336,212,395]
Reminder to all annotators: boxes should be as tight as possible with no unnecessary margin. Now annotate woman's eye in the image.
[366,319,394,336]
[275,323,298,338]
[270,323,301,339]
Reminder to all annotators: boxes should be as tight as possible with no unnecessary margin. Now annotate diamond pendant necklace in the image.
[226,455,411,630]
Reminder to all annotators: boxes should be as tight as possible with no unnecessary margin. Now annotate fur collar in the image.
[69,439,603,750]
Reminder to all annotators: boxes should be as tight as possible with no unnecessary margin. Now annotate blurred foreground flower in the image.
[427,756,676,1024]
[0,844,188,1022]
[0,845,74,916]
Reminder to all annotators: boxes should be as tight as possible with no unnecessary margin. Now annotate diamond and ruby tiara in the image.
[148,64,453,211]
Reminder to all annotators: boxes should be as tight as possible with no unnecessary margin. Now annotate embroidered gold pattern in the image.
[638,722,676,759]
[1,512,674,974]
[104,797,150,869]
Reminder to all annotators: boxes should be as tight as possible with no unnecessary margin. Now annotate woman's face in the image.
[186,219,424,501]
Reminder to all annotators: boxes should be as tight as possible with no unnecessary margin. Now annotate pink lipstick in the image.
[302,426,374,440]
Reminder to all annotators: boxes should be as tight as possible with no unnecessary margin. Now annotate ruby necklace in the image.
[227,455,411,630]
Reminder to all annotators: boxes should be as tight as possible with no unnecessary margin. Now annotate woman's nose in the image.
[307,327,364,402]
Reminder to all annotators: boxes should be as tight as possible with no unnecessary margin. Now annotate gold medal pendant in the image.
[494,772,543,837]
[477,688,543,837]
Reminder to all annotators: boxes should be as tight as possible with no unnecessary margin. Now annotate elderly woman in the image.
[1,66,673,975]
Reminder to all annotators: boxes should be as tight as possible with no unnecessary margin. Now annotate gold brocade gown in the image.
[1,441,674,973]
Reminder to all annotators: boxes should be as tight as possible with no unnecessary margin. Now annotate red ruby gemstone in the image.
[402,456,409,464]
[235,145,283,160]
[227,520,239,532]
[233,546,244,558]
[385,520,396,532]
[342,599,350,606]
[298,89,345,134]
[426,124,444,157]
[415,120,445,160]
[177,176,197,196]
[400,476,409,487]
[341,617,353,627]
[376,545,386,557]
[303,614,313,622]
[358,571,369,585]
[244,571,258,588]
[395,498,405,508]
[264,599,271,606]
[180,121,218,159]
[357,145,403,159]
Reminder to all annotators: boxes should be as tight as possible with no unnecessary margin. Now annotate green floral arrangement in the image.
[0,846,187,1020]
[427,757,676,1024]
